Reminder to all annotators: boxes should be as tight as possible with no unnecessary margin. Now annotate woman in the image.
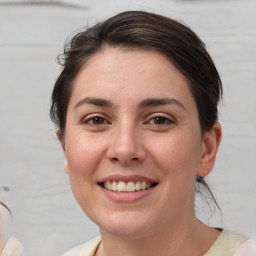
[50,11,255,256]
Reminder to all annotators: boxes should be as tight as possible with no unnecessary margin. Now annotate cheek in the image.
[65,134,105,176]
[151,134,202,210]
[149,132,202,178]
[64,135,103,211]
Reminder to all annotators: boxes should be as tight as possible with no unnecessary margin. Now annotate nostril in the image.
[110,157,139,163]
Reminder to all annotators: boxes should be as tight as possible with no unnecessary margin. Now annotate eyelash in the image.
[82,114,110,126]
[81,114,175,127]
[146,114,175,126]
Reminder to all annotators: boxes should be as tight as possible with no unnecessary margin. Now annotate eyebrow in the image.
[74,97,113,109]
[74,97,186,111]
[138,98,186,110]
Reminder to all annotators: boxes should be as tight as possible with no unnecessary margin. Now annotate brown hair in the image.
[50,10,222,209]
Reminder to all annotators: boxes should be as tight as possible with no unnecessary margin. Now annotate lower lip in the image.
[99,186,157,203]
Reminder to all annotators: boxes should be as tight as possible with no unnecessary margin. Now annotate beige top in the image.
[204,230,247,256]
[0,237,24,256]
[63,230,252,256]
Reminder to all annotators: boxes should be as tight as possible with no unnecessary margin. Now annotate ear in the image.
[56,129,65,151]
[197,122,222,177]
[56,129,70,174]
[64,159,70,174]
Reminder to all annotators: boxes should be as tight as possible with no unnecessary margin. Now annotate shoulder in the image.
[205,229,248,256]
[1,237,24,256]
[63,236,101,256]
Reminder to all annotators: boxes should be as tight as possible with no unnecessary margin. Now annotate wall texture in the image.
[0,0,255,255]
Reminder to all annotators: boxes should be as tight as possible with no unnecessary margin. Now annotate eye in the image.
[147,115,175,126]
[82,115,109,126]
[151,116,171,125]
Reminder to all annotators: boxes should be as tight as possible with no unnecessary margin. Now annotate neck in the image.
[96,217,220,256]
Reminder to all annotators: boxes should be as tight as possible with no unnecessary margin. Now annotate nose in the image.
[106,124,146,165]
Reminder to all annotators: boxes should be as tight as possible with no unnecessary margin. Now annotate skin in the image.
[59,48,222,256]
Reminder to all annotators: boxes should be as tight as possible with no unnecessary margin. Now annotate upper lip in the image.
[97,174,158,184]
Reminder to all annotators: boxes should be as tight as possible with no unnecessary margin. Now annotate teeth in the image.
[117,181,126,192]
[141,181,146,190]
[135,181,141,191]
[127,181,135,192]
[112,181,118,191]
[102,181,154,192]
[106,181,111,190]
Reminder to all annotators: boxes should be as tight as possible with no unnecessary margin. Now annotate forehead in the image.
[77,47,184,84]
[70,47,195,108]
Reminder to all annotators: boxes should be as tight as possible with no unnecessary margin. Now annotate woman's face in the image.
[62,48,212,238]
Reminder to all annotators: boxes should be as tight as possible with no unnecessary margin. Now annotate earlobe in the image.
[56,129,69,173]
[197,122,222,177]
[64,159,70,174]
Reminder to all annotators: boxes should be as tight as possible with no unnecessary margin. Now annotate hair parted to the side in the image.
[50,10,223,210]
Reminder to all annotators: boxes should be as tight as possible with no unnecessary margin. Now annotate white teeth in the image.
[112,181,118,191]
[117,181,126,192]
[102,181,154,192]
[106,181,111,190]
[135,181,141,191]
[141,181,146,190]
[127,181,135,192]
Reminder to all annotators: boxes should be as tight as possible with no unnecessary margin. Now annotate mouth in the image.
[98,181,158,193]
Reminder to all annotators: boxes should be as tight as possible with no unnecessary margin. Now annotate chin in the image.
[97,212,154,239]
[101,225,152,240]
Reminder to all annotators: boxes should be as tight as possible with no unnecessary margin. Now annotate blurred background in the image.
[0,0,255,255]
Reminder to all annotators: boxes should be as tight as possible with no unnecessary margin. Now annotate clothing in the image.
[204,230,248,256]
[63,236,101,256]
[63,230,256,256]
[1,237,24,256]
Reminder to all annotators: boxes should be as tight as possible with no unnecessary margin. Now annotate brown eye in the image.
[150,116,173,125]
[83,116,108,125]
[91,117,105,125]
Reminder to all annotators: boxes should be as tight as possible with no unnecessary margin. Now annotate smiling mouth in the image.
[99,181,158,193]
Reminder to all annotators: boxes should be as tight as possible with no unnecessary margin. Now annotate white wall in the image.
[0,0,255,255]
